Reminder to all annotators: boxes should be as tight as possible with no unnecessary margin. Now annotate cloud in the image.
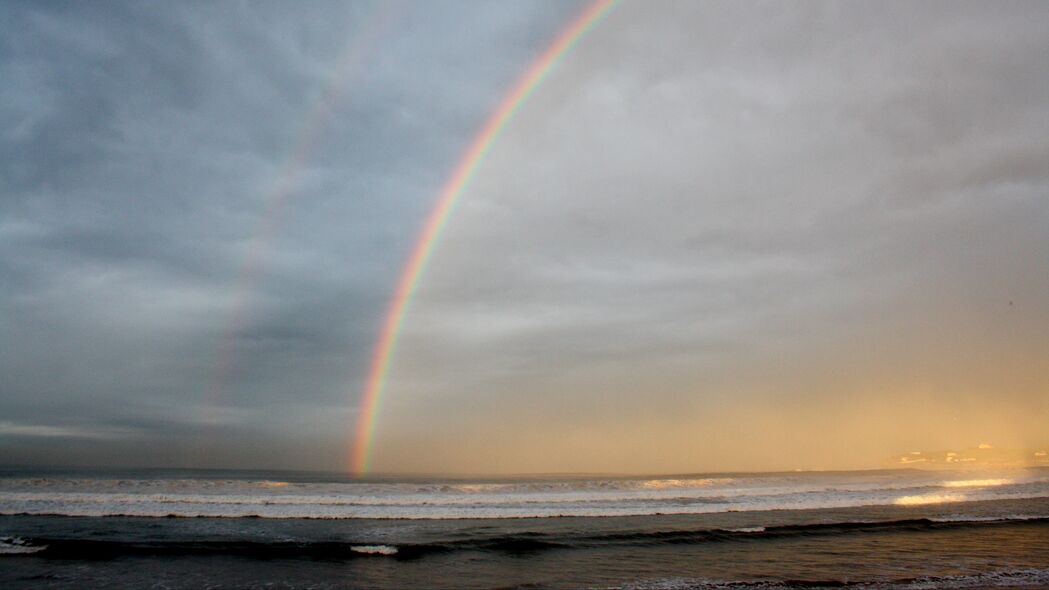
[0,0,586,469]
[3,1,1047,473]
[376,1,1049,474]
[0,421,135,440]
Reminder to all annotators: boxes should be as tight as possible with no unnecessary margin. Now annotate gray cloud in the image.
[4,1,1047,474]
[0,0,584,469]
[379,1,1049,473]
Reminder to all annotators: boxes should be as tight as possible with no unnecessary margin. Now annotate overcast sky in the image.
[2,1,1047,474]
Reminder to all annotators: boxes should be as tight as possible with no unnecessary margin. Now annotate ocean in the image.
[1,467,1047,589]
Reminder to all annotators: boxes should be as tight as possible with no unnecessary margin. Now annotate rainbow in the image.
[204,2,400,419]
[351,0,618,475]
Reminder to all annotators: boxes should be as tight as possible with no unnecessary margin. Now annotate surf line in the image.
[351,0,618,476]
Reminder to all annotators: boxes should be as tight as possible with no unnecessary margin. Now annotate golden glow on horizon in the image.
[347,3,1049,478]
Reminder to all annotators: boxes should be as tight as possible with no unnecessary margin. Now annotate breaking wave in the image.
[1,471,1047,520]
[0,536,47,555]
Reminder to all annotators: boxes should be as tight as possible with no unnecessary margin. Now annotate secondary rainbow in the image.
[203,2,399,419]
[351,0,617,475]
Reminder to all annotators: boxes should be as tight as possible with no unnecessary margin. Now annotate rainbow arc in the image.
[351,0,617,476]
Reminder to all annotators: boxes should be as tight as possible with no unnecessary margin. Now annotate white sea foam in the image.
[893,493,966,506]
[349,545,398,555]
[638,478,735,490]
[940,478,1014,488]
[0,536,47,555]
[1,471,1046,520]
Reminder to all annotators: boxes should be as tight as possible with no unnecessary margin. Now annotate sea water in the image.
[1,467,1048,589]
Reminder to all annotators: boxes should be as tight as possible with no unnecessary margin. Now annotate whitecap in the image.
[350,544,398,555]
[0,536,47,555]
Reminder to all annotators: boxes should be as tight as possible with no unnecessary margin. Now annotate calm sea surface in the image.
[1,467,1048,589]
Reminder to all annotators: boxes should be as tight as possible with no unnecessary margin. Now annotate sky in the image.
[1,1,1047,474]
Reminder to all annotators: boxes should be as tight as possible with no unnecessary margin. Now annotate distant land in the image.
[887,444,1049,468]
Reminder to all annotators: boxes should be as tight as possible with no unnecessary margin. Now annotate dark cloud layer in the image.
[0,0,582,469]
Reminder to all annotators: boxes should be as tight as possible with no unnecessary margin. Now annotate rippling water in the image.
[1,467,1048,589]
[3,468,1048,519]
